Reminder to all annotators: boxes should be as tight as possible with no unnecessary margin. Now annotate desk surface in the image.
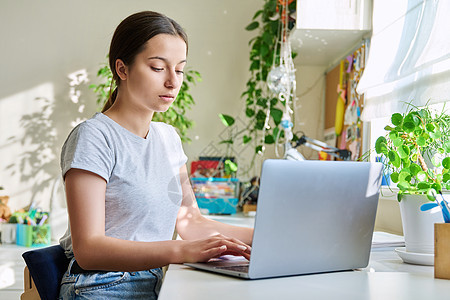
[159,214,450,300]
[159,248,449,300]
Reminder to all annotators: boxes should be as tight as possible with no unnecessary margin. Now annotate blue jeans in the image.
[59,258,163,299]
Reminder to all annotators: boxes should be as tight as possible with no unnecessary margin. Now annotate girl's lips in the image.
[159,95,175,102]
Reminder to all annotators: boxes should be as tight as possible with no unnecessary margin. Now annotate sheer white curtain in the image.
[357,0,450,121]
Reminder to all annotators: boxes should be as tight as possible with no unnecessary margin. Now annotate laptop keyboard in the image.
[214,264,249,273]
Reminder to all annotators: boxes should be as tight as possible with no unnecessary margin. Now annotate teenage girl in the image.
[59,11,252,299]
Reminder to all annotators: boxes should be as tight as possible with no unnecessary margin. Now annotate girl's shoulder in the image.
[150,121,178,136]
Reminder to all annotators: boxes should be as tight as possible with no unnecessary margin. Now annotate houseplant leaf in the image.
[398,145,410,159]
[432,182,442,193]
[443,172,450,183]
[417,136,427,146]
[245,21,259,31]
[375,137,388,154]
[417,182,430,189]
[443,157,450,169]
[391,113,403,126]
[388,150,401,168]
[409,163,421,176]
[390,172,399,183]
[399,171,411,183]
[219,114,235,127]
[243,135,252,144]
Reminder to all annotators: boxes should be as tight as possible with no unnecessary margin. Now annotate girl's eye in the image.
[176,70,184,75]
[151,67,163,72]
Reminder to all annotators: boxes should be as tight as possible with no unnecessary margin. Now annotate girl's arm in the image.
[65,168,249,272]
[176,165,254,246]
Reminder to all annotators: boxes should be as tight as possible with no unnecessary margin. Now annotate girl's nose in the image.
[164,70,181,89]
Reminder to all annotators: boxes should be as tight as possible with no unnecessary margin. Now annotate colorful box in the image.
[16,224,51,247]
[191,177,239,214]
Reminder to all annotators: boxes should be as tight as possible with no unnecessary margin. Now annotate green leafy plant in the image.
[89,61,201,143]
[218,0,297,155]
[375,104,450,201]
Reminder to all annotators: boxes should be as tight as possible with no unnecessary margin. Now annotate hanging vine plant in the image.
[219,0,297,155]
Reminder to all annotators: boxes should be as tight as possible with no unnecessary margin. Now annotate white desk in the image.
[159,248,450,300]
[159,214,450,300]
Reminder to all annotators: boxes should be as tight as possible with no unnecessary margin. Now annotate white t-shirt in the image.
[59,113,188,258]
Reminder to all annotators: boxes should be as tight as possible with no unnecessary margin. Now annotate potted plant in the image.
[375,104,450,257]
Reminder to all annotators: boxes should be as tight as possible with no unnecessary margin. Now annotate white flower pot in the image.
[399,194,444,254]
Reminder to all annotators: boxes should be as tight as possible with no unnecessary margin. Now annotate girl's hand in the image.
[179,234,251,263]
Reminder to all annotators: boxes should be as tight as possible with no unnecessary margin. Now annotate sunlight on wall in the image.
[0,83,55,212]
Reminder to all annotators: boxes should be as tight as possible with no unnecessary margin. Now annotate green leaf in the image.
[409,163,421,176]
[391,113,403,126]
[270,108,283,125]
[262,31,272,45]
[246,108,255,117]
[245,21,259,31]
[252,10,263,20]
[426,123,436,132]
[389,131,398,140]
[388,150,401,168]
[446,183,450,190]
[224,160,238,173]
[406,113,420,126]
[402,158,411,168]
[243,135,252,144]
[393,137,403,147]
[375,137,388,154]
[399,171,411,183]
[384,125,395,131]
[260,44,269,57]
[390,172,399,183]
[398,145,410,159]
[397,181,410,191]
[273,127,280,139]
[443,157,450,169]
[417,182,430,189]
[255,145,263,154]
[219,114,235,127]
[417,136,427,146]
[264,135,275,144]
[403,121,415,133]
[432,182,442,193]
[443,172,450,183]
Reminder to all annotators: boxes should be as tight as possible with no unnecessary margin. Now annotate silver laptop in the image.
[185,159,383,279]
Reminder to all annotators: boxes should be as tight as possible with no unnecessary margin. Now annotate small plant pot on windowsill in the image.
[399,194,443,255]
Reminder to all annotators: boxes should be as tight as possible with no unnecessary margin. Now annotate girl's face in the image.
[121,34,187,113]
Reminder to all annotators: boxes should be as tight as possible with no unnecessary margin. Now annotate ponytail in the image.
[101,87,118,113]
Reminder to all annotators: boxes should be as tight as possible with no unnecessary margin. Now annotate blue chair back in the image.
[22,245,70,300]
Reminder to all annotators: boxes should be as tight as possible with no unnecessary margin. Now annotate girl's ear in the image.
[115,59,128,81]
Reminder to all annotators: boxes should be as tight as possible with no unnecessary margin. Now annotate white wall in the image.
[0,0,325,214]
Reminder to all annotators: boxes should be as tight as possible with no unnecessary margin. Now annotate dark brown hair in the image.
[102,11,188,112]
